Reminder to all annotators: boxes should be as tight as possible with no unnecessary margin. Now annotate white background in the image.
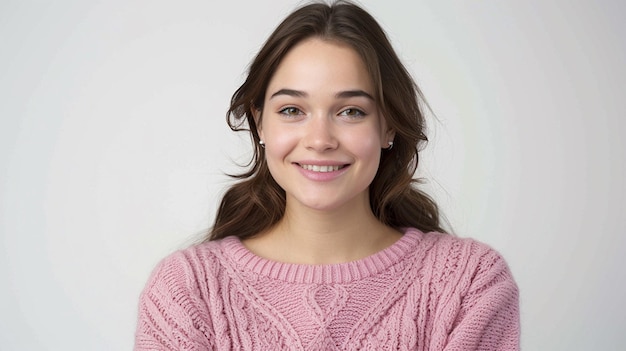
[1,0,624,350]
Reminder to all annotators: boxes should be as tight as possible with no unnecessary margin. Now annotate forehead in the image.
[266,38,374,97]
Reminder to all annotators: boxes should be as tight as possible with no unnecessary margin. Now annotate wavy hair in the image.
[206,0,444,241]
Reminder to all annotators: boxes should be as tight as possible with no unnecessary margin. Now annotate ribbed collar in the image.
[220,228,422,284]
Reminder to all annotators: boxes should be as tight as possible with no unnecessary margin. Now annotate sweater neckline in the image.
[221,228,422,284]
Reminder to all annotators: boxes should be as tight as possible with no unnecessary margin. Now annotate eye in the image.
[339,108,366,118]
[278,107,304,116]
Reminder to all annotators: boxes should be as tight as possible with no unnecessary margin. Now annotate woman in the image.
[135,1,520,350]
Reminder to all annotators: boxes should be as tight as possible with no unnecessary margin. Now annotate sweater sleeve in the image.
[134,251,214,350]
[444,245,521,351]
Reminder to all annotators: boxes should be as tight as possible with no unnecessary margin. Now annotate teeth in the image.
[300,164,342,172]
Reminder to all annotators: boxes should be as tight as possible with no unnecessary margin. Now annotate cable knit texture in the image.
[135,228,520,350]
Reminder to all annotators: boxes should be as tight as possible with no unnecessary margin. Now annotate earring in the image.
[387,141,394,150]
[259,140,265,148]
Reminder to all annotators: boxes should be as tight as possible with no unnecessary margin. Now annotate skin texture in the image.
[245,38,400,264]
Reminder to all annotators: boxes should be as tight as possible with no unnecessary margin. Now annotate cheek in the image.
[263,127,297,164]
[355,117,387,150]
[348,126,384,156]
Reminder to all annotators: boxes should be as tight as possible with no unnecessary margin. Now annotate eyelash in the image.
[339,108,366,118]
[277,107,367,118]
[278,107,304,116]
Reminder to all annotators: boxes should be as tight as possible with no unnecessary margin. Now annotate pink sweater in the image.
[135,229,520,350]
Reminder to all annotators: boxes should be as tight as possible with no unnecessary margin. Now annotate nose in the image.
[303,113,338,152]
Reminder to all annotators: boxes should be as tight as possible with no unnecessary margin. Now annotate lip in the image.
[293,161,351,181]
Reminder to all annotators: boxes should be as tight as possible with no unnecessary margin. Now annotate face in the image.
[256,38,394,212]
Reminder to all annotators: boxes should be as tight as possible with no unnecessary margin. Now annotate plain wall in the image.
[1,0,624,349]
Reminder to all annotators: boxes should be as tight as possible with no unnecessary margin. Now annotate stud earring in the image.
[387,141,394,150]
[259,140,265,148]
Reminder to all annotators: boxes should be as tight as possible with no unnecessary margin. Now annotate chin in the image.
[291,194,367,213]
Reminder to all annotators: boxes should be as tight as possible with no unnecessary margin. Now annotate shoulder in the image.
[135,239,239,348]
[407,228,510,265]
[404,228,517,292]
[140,238,240,299]
[401,230,520,348]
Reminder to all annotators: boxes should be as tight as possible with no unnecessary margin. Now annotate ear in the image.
[385,128,396,145]
[252,106,264,141]
[380,115,395,147]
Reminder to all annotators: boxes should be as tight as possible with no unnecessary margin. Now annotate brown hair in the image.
[207,0,445,241]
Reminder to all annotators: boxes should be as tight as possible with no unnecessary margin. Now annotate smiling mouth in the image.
[298,164,348,172]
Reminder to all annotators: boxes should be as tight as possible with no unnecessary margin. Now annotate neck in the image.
[243,197,402,264]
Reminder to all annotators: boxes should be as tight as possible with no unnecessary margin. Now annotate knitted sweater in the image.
[135,228,520,350]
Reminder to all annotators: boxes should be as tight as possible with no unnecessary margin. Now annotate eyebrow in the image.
[269,89,374,101]
[270,89,307,99]
[335,90,374,100]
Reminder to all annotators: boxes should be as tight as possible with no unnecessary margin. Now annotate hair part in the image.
[208,0,444,242]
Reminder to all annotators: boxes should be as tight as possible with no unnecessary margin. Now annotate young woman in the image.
[135,1,520,350]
